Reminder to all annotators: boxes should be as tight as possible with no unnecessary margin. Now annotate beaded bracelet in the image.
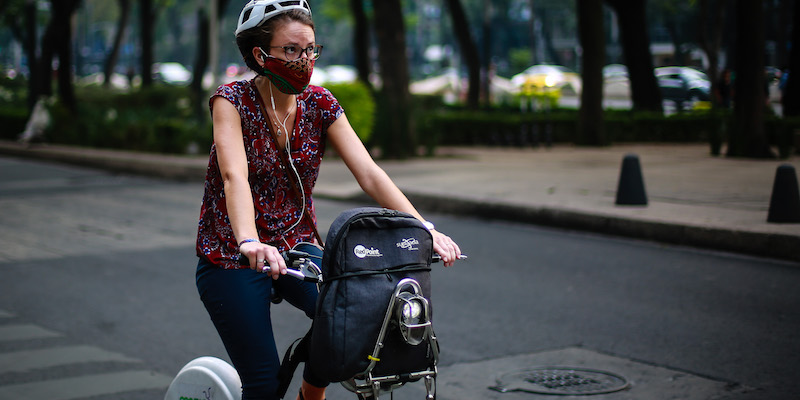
[238,238,259,248]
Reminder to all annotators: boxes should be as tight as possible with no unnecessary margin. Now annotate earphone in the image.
[266,82,306,246]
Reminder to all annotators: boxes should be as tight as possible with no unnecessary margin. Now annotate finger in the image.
[254,254,269,273]
[442,239,459,267]
[433,241,451,265]
[265,249,286,279]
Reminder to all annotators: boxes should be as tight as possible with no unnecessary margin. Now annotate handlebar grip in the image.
[431,254,468,263]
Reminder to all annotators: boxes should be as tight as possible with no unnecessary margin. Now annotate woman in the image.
[195,1,462,399]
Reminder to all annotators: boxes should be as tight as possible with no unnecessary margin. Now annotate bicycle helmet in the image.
[235,0,312,36]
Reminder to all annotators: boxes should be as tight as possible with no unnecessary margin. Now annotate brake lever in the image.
[237,252,323,283]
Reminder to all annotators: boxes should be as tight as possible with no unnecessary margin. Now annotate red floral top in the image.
[196,79,343,269]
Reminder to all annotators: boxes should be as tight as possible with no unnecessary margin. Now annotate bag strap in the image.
[253,89,325,246]
[275,327,313,399]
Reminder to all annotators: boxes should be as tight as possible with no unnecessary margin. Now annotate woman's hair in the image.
[236,10,315,73]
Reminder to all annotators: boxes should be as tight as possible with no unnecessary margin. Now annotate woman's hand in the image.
[430,229,461,267]
[239,241,287,279]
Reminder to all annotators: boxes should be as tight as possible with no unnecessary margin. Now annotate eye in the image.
[284,45,299,55]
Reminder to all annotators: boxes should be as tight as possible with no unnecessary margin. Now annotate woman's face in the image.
[268,20,316,61]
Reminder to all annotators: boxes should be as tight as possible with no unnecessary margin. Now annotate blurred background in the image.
[0,0,797,159]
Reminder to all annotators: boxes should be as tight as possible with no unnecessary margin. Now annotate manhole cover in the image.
[490,366,630,395]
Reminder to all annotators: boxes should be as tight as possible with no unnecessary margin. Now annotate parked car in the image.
[654,66,710,110]
[152,62,192,86]
[511,64,582,95]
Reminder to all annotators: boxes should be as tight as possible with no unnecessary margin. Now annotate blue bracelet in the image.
[238,238,259,247]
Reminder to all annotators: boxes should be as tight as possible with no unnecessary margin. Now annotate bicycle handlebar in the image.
[238,250,323,282]
[239,251,466,282]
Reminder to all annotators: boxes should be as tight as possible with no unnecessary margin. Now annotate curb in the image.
[0,142,207,182]
[3,141,798,263]
[315,190,800,263]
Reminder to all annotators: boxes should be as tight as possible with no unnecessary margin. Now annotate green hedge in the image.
[40,82,376,155]
[0,106,29,140]
[0,76,30,140]
[423,109,796,157]
[43,85,211,154]
[326,81,375,143]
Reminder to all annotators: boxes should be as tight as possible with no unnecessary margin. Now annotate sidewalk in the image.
[1,140,798,262]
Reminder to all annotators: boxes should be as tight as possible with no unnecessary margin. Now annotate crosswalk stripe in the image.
[0,370,173,400]
[0,345,142,374]
[0,324,61,341]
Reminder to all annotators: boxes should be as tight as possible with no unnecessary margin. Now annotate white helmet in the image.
[235,0,312,36]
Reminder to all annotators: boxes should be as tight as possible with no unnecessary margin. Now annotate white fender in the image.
[164,356,241,400]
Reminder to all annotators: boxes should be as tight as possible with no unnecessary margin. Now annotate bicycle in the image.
[165,242,464,400]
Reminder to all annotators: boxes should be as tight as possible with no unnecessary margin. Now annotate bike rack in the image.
[341,278,439,400]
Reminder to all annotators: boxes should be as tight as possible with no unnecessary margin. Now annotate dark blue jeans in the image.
[196,257,327,399]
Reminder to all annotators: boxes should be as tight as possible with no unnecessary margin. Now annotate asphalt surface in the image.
[2,141,800,400]
[1,140,798,264]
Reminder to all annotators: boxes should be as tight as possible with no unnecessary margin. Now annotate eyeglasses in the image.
[266,44,323,61]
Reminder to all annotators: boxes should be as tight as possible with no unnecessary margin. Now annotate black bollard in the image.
[615,154,648,206]
[767,164,800,223]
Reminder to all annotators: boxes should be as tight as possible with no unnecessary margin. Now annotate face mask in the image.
[259,48,314,94]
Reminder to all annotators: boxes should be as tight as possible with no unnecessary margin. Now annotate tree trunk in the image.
[140,0,154,87]
[729,0,772,158]
[697,0,727,109]
[577,0,605,146]
[783,0,800,117]
[38,0,80,112]
[479,0,492,107]
[104,0,130,88]
[605,0,663,113]
[444,0,480,109]
[54,0,80,112]
[24,0,38,110]
[349,0,372,89]
[37,13,56,101]
[373,0,414,158]
[191,7,209,94]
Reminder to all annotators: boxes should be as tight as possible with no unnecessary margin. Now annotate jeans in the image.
[196,257,328,399]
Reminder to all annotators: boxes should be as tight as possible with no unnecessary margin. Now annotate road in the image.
[1,156,799,400]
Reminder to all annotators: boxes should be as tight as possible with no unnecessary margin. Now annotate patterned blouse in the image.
[196,79,343,269]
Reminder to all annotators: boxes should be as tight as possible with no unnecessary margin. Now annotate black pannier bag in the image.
[309,207,439,397]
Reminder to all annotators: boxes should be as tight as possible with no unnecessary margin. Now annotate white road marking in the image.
[0,345,141,374]
[0,370,173,400]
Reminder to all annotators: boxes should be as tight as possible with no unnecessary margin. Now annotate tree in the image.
[372,0,414,158]
[576,0,605,146]
[191,0,230,117]
[696,0,728,109]
[104,0,131,88]
[605,0,662,113]
[728,0,772,158]
[349,0,372,89]
[444,0,480,109]
[783,0,800,117]
[727,0,774,158]
[1,0,39,110]
[34,0,81,112]
[140,0,155,87]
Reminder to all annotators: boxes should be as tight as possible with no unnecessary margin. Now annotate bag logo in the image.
[354,244,383,258]
[397,237,419,251]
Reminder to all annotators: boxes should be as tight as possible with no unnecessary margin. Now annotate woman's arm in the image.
[327,113,462,266]
[211,97,287,277]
